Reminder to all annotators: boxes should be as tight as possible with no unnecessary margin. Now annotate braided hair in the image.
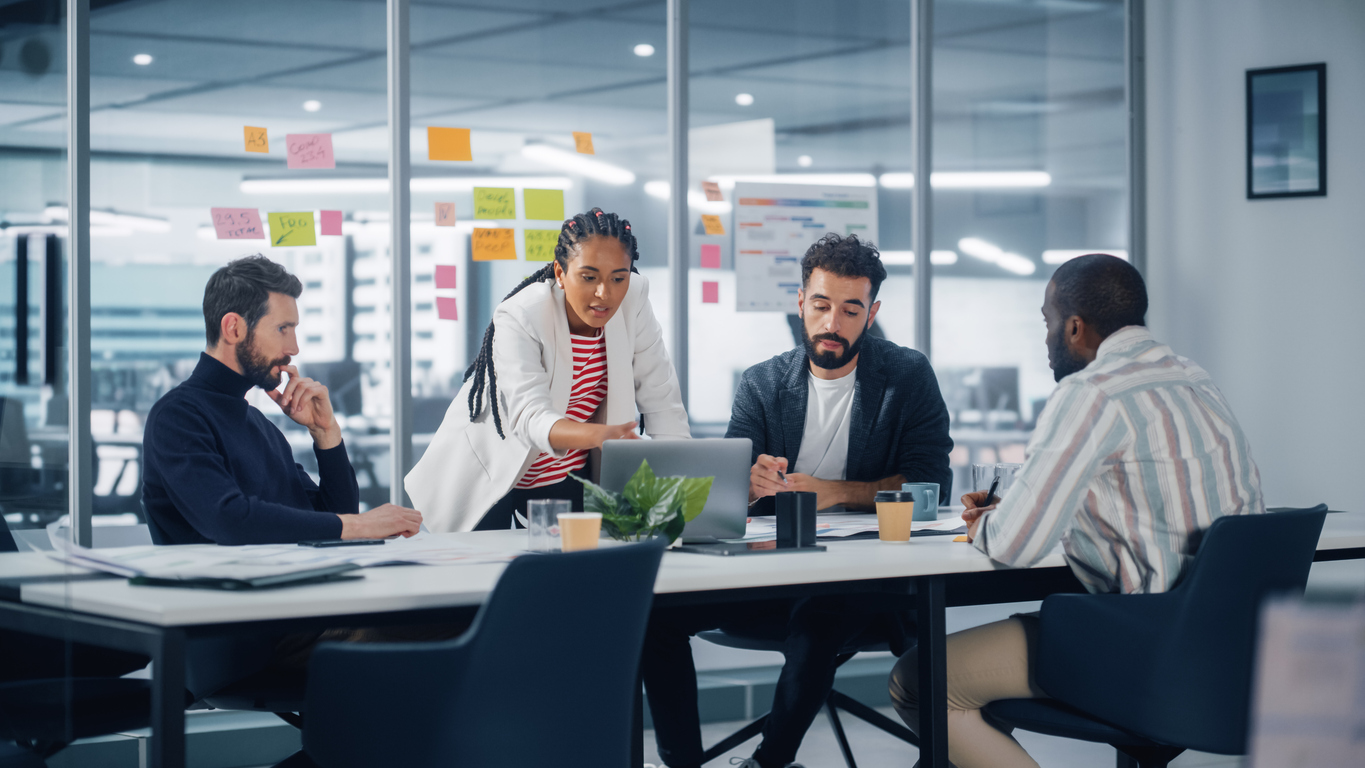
[464,207,641,439]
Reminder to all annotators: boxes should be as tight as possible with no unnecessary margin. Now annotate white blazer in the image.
[405,273,690,532]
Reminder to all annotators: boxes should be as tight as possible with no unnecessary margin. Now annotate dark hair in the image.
[202,255,302,346]
[800,233,887,300]
[1050,253,1147,338]
[464,208,639,439]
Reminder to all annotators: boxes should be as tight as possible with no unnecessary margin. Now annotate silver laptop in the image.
[599,438,752,543]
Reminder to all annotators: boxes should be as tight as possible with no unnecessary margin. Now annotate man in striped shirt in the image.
[889,254,1265,768]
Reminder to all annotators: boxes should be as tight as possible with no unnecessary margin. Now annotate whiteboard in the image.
[731,182,879,312]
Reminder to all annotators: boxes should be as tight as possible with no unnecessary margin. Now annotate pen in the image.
[778,469,787,484]
[983,477,1000,507]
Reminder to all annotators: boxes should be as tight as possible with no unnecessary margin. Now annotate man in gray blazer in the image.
[641,234,954,768]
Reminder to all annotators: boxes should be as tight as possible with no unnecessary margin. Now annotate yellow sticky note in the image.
[473,187,515,219]
[525,229,559,262]
[244,126,269,153]
[701,214,725,236]
[472,228,516,261]
[524,189,565,221]
[428,126,472,161]
[572,131,595,155]
[953,535,970,543]
[268,212,316,247]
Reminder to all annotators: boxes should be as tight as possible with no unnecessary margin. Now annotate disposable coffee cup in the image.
[874,490,915,542]
[558,512,602,552]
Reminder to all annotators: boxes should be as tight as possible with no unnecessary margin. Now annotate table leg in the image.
[632,667,644,767]
[149,627,186,768]
[916,575,948,768]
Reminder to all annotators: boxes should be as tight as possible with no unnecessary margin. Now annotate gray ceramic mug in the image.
[900,482,940,522]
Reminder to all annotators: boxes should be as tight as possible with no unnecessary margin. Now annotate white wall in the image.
[1145,0,1365,509]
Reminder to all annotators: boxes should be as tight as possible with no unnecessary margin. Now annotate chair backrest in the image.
[0,513,17,554]
[305,539,666,768]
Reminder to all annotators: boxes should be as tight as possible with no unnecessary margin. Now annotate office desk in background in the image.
[1,513,1362,768]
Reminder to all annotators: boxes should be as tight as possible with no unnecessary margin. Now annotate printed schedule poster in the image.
[731,182,878,312]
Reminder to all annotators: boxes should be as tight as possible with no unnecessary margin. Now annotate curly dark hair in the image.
[800,233,887,300]
[1050,253,1147,338]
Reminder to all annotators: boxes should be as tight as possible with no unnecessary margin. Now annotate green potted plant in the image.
[570,460,713,544]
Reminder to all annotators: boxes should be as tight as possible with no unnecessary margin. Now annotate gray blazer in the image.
[725,336,954,514]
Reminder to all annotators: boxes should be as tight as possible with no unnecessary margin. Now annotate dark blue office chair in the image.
[983,506,1328,768]
[274,538,667,768]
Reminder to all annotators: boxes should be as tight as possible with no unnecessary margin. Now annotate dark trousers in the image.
[642,594,915,768]
[475,476,585,531]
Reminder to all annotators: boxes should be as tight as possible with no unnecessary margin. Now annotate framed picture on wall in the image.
[1247,63,1326,199]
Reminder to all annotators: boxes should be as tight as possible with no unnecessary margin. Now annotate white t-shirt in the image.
[793,370,857,481]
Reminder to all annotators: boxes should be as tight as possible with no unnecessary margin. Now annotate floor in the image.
[642,708,1246,768]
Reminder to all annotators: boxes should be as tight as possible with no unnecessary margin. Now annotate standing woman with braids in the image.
[406,208,690,532]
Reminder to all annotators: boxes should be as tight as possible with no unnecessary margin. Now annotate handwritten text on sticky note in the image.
[700,244,721,269]
[701,214,725,236]
[434,265,457,289]
[436,297,459,321]
[435,202,456,227]
[428,127,472,162]
[525,229,559,262]
[320,210,342,236]
[472,228,516,261]
[702,181,722,201]
[702,281,720,304]
[572,132,595,154]
[524,189,565,221]
[286,134,335,169]
[473,188,515,219]
[210,208,265,240]
[244,126,269,154]
[268,212,317,247]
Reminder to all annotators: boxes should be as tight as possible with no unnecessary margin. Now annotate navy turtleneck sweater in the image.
[142,353,358,545]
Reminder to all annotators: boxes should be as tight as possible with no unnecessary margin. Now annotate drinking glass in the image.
[527,499,570,552]
[995,463,1024,495]
[972,463,997,494]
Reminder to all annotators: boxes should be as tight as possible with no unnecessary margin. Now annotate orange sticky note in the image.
[953,535,970,542]
[436,297,459,321]
[702,281,719,304]
[472,228,516,261]
[701,214,725,236]
[572,131,595,154]
[244,126,269,153]
[435,202,456,226]
[702,181,722,201]
[428,127,472,161]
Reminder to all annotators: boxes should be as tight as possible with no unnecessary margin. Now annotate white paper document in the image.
[741,513,966,541]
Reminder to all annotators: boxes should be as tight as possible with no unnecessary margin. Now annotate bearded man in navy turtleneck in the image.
[143,254,421,546]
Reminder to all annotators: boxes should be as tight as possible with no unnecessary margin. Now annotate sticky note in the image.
[435,202,456,227]
[702,181,722,201]
[320,210,343,236]
[268,212,317,247]
[702,281,720,304]
[524,189,565,221]
[434,265,457,289]
[436,297,459,321]
[209,208,265,240]
[525,229,559,262]
[473,187,515,220]
[244,126,269,154]
[285,133,334,169]
[700,214,725,236]
[472,228,516,261]
[572,131,595,154]
[700,244,721,269]
[428,127,472,162]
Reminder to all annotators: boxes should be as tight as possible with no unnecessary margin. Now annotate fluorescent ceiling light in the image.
[239,176,573,194]
[302,100,322,112]
[797,155,813,167]
[878,171,1053,189]
[642,181,731,213]
[633,43,655,57]
[132,53,153,66]
[1042,249,1129,264]
[711,173,877,189]
[880,251,958,266]
[735,93,754,106]
[520,144,635,185]
[958,237,1036,276]
[44,205,170,233]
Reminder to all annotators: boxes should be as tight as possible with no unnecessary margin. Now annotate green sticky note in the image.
[524,189,565,221]
[268,212,316,247]
[473,187,515,219]
[525,229,559,262]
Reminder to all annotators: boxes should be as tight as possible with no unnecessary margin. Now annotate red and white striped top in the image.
[514,332,608,490]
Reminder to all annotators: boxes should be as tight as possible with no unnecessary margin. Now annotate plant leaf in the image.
[569,473,623,517]
[623,459,657,507]
[661,510,687,544]
[678,476,714,522]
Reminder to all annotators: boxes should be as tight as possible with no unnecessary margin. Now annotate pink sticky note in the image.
[700,244,721,269]
[434,265,458,289]
[210,207,265,240]
[320,210,343,236]
[436,296,459,321]
[702,281,720,304]
[286,133,335,169]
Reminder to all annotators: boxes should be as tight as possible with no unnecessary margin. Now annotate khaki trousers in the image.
[889,618,1047,768]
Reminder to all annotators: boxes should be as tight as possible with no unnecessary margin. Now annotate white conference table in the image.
[1,512,1362,768]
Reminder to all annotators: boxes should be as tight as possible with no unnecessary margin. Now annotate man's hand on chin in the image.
[267,365,342,449]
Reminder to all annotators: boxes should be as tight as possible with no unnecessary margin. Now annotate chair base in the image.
[699,689,918,767]
[1115,744,1186,768]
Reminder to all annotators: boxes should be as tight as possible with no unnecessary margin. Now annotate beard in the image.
[236,328,291,390]
[1047,330,1090,382]
[802,321,869,370]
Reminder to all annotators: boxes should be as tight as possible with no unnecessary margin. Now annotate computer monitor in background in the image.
[302,360,363,417]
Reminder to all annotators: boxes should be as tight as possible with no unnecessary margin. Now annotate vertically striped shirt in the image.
[514,332,607,489]
[976,326,1264,594]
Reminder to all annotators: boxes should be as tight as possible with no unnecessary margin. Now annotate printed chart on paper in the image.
[731,182,879,312]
